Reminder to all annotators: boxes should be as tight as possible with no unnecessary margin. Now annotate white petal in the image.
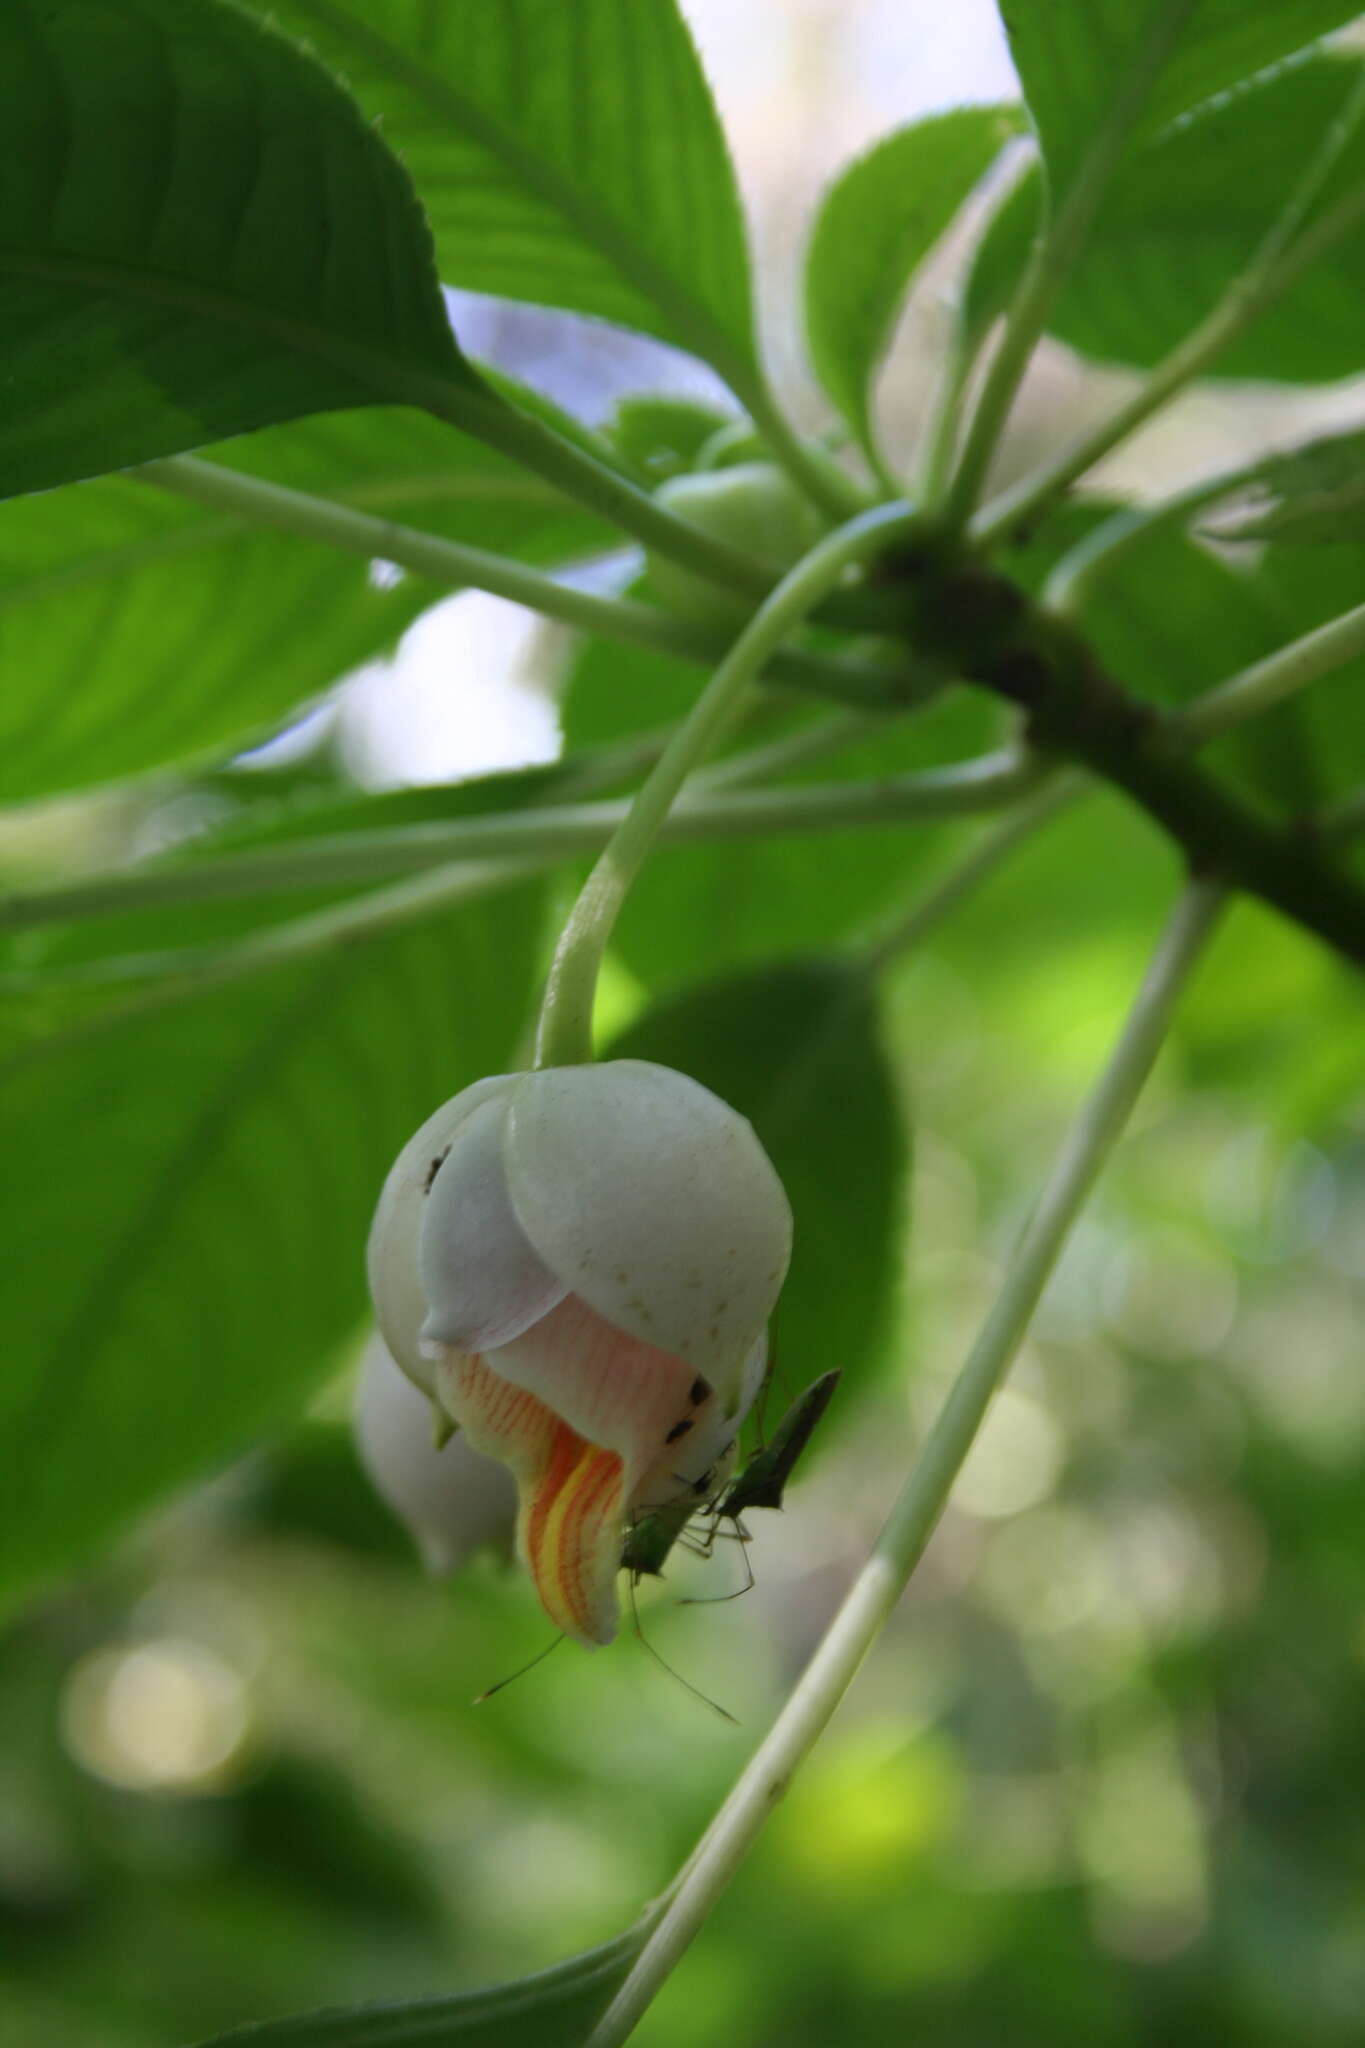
[353,1340,517,1573]
[419,1096,567,1355]
[484,1292,701,1499]
[504,1061,792,1389]
[366,1075,513,1391]
[634,1330,769,1510]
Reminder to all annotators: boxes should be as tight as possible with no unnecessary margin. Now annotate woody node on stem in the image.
[366,1060,792,1646]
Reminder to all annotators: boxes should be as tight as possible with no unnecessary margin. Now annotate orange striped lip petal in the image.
[437,1353,625,1646]
[523,1429,625,1647]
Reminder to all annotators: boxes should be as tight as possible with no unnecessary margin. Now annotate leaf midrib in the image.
[281,0,757,392]
[0,241,473,421]
[0,471,568,610]
[11,949,362,1500]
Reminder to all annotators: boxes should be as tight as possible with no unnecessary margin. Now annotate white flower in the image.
[367,1060,791,1645]
[353,1338,517,1574]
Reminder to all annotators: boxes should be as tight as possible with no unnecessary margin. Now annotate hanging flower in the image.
[353,1337,517,1574]
[367,1061,791,1646]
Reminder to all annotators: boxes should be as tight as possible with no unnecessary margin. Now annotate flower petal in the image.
[634,1330,769,1511]
[353,1339,516,1574]
[485,1292,704,1502]
[504,1061,792,1389]
[437,1352,624,1645]
[419,1096,568,1355]
[367,1075,513,1391]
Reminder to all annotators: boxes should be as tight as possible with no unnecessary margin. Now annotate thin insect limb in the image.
[472,1632,565,1705]
[627,1575,737,1726]
[678,1538,756,1608]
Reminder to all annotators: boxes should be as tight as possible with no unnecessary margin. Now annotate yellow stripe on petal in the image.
[436,1353,625,1647]
[525,1434,624,1647]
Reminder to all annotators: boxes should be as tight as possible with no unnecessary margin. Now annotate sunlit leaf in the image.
[0,869,545,1616]
[968,55,1365,382]
[1204,426,1365,543]
[804,107,1023,461]
[255,0,759,387]
[1003,0,1358,200]
[0,407,609,805]
[605,393,739,483]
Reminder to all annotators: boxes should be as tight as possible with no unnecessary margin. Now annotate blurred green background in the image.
[5,2,1365,2042]
[5,830,1364,2046]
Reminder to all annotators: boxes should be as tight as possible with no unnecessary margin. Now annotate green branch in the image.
[0,751,1034,935]
[857,774,1082,976]
[939,0,1201,525]
[1040,455,1278,617]
[136,458,919,712]
[891,547,1365,967]
[534,504,922,1064]
[1175,600,1365,744]
[585,880,1225,2048]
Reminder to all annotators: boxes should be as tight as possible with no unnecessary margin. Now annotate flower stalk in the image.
[585,878,1224,2048]
[532,504,920,1067]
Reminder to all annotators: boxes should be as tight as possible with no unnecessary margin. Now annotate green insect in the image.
[621,1367,842,1588]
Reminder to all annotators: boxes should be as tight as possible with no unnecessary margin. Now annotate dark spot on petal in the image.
[664,1418,694,1445]
[689,1376,711,1407]
[422,1146,451,1194]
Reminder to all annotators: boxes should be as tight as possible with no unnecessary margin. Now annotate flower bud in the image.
[353,1338,517,1574]
[645,462,822,625]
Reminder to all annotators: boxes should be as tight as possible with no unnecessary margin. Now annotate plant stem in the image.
[443,385,775,597]
[0,861,541,1077]
[696,708,892,790]
[1176,599,1365,743]
[742,379,872,521]
[0,750,1032,934]
[1041,455,1276,617]
[941,0,1200,528]
[857,772,1081,976]
[585,879,1224,2048]
[914,313,975,510]
[135,458,915,712]
[972,74,1365,550]
[533,505,921,1065]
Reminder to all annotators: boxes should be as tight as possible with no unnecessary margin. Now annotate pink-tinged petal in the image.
[504,1061,792,1392]
[419,1097,567,1356]
[367,1075,514,1392]
[634,1331,769,1511]
[485,1293,705,1503]
[437,1353,623,1645]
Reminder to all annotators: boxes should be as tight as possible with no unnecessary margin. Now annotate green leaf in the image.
[0,0,473,501]
[1072,520,1365,809]
[189,1928,643,2046]
[1003,0,1359,200]
[562,599,703,752]
[611,961,909,1393]
[254,0,759,388]
[1228,544,1365,806]
[1204,426,1365,542]
[0,407,609,805]
[804,106,1024,460]
[970,54,1365,382]
[0,873,544,1617]
[605,393,739,484]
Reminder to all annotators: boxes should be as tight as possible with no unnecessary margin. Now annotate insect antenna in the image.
[628,1573,737,1724]
[472,1632,565,1705]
